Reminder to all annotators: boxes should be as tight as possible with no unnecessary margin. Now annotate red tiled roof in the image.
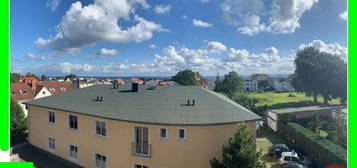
[10,81,73,101]
[10,83,35,101]
[36,81,72,95]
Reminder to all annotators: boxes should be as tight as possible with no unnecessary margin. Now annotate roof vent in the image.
[186,99,195,106]
[132,83,139,92]
[96,96,103,102]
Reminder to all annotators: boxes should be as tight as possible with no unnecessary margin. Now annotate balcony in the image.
[132,142,151,158]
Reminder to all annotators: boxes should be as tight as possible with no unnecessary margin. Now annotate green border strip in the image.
[0,163,33,168]
[0,0,9,152]
[348,0,354,168]
[1,0,32,167]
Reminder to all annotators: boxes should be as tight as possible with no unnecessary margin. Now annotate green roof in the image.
[25,84,260,125]
[270,105,344,114]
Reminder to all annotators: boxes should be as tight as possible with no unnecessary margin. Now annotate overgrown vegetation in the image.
[291,47,347,104]
[214,71,244,98]
[171,69,204,86]
[10,98,27,146]
[210,124,266,168]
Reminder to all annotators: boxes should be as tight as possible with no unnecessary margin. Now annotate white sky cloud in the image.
[88,48,118,58]
[46,0,61,11]
[221,0,319,35]
[192,19,213,28]
[154,4,171,14]
[35,0,167,54]
[148,44,158,49]
[340,11,347,21]
[17,40,346,76]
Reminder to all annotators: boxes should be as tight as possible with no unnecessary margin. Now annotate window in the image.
[69,115,78,130]
[95,153,106,168]
[134,126,149,156]
[291,157,299,161]
[96,121,106,137]
[283,156,291,161]
[42,91,46,94]
[160,128,167,141]
[135,164,148,168]
[48,138,55,151]
[10,90,15,95]
[48,112,55,124]
[19,89,27,94]
[178,128,186,141]
[69,145,78,160]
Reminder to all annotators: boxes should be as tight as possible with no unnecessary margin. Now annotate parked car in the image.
[279,151,300,165]
[268,144,290,157]
[282,162,307,168]
[298,155,312,167]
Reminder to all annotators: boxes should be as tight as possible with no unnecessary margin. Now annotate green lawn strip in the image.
[247,92,340,109]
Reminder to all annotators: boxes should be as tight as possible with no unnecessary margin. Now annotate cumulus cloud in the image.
[35,0,167,53]
[154,4,171,14]
[340,11,347,21]
[192,19,213,28]
[88,48,118,58]
[221,0,319,35]
[16,40,346,76]
[26,53,55,60]
[299,40,347,60]
[148,44,158,49]
[201,0,210,3]
[46,0,61,11]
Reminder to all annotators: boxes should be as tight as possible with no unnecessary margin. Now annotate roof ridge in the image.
[201,88,261,119]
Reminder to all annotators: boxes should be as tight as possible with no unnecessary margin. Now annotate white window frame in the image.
[94,153,107,168]
[178,128,186,141]
[95,120,107,138]
[48,111,55,124]
[159,128,168,141]
[69,144,78,161]
[68,115,78,131]
[48,137,55,152]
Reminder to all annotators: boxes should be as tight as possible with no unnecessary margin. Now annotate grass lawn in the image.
[247,92,340,109]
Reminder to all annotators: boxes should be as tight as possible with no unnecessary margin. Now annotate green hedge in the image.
[287,122,347,164]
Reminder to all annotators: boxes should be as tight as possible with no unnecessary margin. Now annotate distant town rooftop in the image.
[270,105,346,114]
[25,84,260,125]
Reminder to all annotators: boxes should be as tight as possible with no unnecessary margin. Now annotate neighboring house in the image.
[72,80,98,89]
[114,78,125,85]
[267,105,346,132]
[25,84,260,168]
[10,80,72,116]
[244,79,258,92]
[250,73,269,81]
[272,77,293,92]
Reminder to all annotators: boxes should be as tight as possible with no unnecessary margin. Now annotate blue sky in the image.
[11,0,347,76]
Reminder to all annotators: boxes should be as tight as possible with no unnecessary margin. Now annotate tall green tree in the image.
[210,124,265,168]
[214,74,223,92]
[292,47,347,104]
[65,74,78,81]
[10,73,21,83]
[40,74,48,81]
[258,79,269,91]
[171,70,200,86]
[215,71,244,98]
[310,114,321,133]
[10,98,27,145]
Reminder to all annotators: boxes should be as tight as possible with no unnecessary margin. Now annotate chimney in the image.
[192,100,195,106]
[31,80,37,90]
[100,96,103,102]
[96,96,99,101]
[77,80,80,89]
[132,83,139,92]
[187,100,190,106]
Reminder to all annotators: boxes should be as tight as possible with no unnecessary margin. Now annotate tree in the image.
[219,71,244,98]
[10,98,27,145]
[214,74,223,92]
[292,47,347,104]
[258,79,269,91]
[65,74,78,81]
[210,124,265,168]
[10,73,21,83]
[40,74,48,81]
[171,70,200,86]
[233,93,259,111]
[310,114,321,133]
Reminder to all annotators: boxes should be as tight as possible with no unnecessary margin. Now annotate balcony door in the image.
[135,126,149,155]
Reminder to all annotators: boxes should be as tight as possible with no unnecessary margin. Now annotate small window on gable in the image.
[95,121,106,137]
[160,128,167,141]
[49,111,55,124]
[19,89,27,94]
[10,90,15,95]
[178,128,186,141]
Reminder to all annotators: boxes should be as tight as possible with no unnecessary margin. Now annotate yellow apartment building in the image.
[25,83,260,168]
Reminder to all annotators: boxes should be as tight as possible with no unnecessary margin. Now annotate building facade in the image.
[244,79,258,92]
[26,84,260,168]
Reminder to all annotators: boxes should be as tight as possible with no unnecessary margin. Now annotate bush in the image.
[10,98,27,146]
[288,93,296,97]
